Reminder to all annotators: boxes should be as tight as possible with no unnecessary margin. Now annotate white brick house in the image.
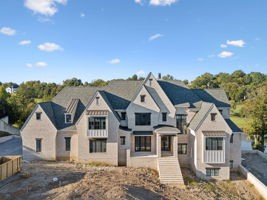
[21,73,242,184]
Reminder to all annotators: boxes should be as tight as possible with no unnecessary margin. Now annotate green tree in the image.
[89,79,108,87]
[63,78,83,86]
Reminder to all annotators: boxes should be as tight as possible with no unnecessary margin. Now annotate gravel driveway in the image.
[0,136,22,156]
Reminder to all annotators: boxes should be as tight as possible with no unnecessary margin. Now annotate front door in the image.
[161,135,171,151]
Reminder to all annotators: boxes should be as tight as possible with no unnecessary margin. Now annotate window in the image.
[135,136,151,151]
[176,114,187,134]
[89,117,106,130]
[96,96,100,105]
[89,139,107,153]
[230,160,234,169]
[230,134,234,143]
[36,112,41,120]
[206,137,223,150]
[135,113,151,126]
[65,114,72,123]
[140,95,146,102]
[120,136,126,145]
[121,112,126,120]
[206,168,220,176]
[36,138,42,152]
[178,144,187,154]
[65,137,71,151]
[162,112,167,122]
[211,113,217,121]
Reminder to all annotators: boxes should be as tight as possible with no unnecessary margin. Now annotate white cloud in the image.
[148,33,163,41]
[134,0,143,5]
[0,27,16,36]
[38,42,63,52]
[197,57,205,62]
[226,40,245,47]
[80,13,85,18]
[109,58,120,64]
[24,0,67,16]
[220,44,227,48]
[150,0,177,6]
[26,63,33,68]
[35,62,48,67]
[19,40,31,46]
[218,51,234,58]
[136,70,146,77]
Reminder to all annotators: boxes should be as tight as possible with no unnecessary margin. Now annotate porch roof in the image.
[154,125,181,134]
[133,131,153,135]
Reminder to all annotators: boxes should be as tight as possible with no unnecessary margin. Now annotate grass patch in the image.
[85,161,112,167]
[184,177,200,186]
[230,116,252,131]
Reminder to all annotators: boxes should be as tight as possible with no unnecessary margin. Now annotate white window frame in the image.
[65,113,73,124]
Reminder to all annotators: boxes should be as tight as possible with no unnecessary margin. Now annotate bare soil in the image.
[0,161,263,200]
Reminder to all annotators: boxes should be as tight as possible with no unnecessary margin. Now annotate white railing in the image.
[87,129,108,138]
[204,150,225,163]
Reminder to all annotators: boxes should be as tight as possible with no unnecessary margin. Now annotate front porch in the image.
[126,126,184,184]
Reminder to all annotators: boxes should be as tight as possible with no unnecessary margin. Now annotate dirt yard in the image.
[0,161,263,200]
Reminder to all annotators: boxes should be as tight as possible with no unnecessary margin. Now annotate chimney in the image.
[158,73,161,80]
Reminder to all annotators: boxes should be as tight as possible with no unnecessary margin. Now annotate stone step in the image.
[157,157,184,185]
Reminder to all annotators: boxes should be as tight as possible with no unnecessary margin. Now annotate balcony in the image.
[204,150,225,163]
[87,129,108,138]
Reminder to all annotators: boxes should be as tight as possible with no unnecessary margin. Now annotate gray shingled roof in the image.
[39,81,142,130]
[192,89,230,107]
[158,80,202,108]
[188,102,214,131]
[145,85,169,112]
[35,78,230,131]
[225,119,242,132]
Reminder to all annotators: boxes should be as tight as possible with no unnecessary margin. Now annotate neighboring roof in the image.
[225,119,242,132]
[192,89,230,107]
[133,131,153,135]
[154,125,180,134]
[188,102,214,131]
[144,85,169,112]
[158,80,202,108]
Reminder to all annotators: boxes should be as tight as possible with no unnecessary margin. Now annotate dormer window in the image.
[36,112,42,120]
[96,96,100,105]
[65,113,72,123]
[211,113,217,121]
[140,95,146,102]
[149,78,153,86]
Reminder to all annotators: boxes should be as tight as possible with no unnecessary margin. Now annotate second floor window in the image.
[178,144,187,154]
[211,113,217,121]
[162,112,167,122]
[176,114,187,134]
[36,112,41,120]
[89,117,106,130]
[206,137,223,151]
[135,113,151,126]
[65,114,72,123]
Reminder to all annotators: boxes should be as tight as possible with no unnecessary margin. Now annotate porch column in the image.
[157,133,161,157]
[173,135,178,158]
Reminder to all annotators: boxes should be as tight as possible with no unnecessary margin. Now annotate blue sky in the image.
[0,0,266,83]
